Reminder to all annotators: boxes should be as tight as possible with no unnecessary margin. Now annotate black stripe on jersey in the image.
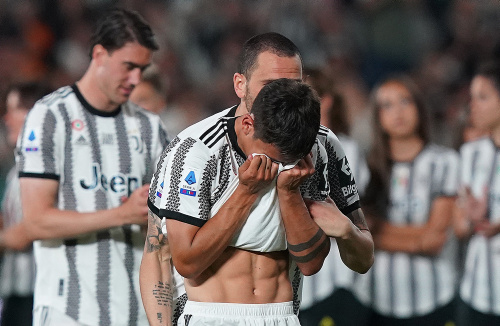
[59,104,81,320]
[115,112,139,325]
[41,109,57,174]
[200,120,225,148]
[487,241,495,312]
[165,138,197,212]
[136,111,153,181]
[388,255,396,315]
[206,129,227,149]
[149,137,180,203]
[160,210,206,227]
[42,86,73,106]
[409,257,417,314]
[18,172,59,180]
[198,154,217,221]
[468,246,479,310]
[318,125,329,136]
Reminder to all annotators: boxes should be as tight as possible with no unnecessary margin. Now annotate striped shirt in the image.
[148,107,361,316]
[459,137,500,314]
[353,144,459,318]
[16,85,168,326]
[0,166,36,297]
[301,133,370,309]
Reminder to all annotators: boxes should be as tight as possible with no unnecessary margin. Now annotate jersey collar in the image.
[72,84,122,117]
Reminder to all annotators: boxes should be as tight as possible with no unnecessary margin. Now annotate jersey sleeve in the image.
[437,149,460,197]
[323,131,361,215]
[148,136,216,227]
[16,102,62,180]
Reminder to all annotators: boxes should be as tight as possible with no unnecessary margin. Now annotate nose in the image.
[129,67,142,86]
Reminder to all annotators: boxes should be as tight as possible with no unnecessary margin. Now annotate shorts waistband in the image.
[183,300,294,317]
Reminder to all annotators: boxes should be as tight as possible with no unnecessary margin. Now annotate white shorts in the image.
[177,300,300,326]
[33,306,87,326]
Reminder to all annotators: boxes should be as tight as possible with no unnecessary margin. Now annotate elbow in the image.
[355,254,374,274]
[172,259,204,279]
[299,263,323,276]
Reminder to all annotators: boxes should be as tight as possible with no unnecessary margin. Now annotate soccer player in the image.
[454,62,500,326]
[353,76,459,325]
[141,32,373,326]
[17,8,167,326]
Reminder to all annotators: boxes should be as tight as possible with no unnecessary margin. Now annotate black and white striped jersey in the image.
[301,132,370,309]
[148,106,361,314]
[353,144,459,318]
[0,166,35,297]
[459,137,500,314]
[17,85,168,326]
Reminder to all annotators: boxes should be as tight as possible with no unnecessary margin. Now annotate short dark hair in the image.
[251,78,320,162]
[89,8,159,59]
[237,32,302,80]
[475,61,500,93]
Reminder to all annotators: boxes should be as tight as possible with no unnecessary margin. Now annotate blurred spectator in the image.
[354,75,459,325]
[1,82,52,326]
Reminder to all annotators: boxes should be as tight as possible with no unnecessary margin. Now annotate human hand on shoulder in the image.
[117,184,149,226]
[304,197,352,238]
[238,154,278,195]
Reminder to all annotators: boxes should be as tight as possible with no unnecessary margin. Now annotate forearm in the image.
[24,206,125,240]
[169,186,259,278]
[336,227,374,274]
[373,231,421,253]
[140,252,173,326]
[279,190,329,276]
[0,222,33,251]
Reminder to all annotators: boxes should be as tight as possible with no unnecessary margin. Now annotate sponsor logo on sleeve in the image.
[25,129,39,152]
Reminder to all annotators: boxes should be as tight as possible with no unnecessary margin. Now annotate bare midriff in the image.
[185,247,292,303]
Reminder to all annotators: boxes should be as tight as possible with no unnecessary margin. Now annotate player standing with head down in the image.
[17,8,168,326]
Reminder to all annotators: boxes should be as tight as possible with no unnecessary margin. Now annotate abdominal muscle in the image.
[185,247,293,304]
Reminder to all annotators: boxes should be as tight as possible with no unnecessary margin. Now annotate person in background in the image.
[0,82,51,326]
[454,62,500,326]
[354,75,459,326]
[130,65,190,138]
[17,8,168,326]
[299,67,371,326]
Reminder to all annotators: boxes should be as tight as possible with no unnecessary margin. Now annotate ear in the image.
[240,113,254,136]
[92,44,107,64]
[233,73,247,99]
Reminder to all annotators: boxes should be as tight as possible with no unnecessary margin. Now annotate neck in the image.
[235,101,249,116]
[491,127,500,147]
[389,135,424,162]
[76,68,118,113]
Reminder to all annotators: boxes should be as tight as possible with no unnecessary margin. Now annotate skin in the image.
[130,81,166,115]
[370,81,454,255]
[20,41,153,243]
[455,75,500,240]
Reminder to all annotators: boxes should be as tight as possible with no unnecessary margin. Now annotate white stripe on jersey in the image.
[459,137,500,314]
[17,85,168,326]
[353,144,459,318]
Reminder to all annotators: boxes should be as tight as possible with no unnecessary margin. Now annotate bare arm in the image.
[278,155,330,276]
[305,197,374,274]
[373,196,455,255]
[19,178,149,240]
[140,210,173,326]
[0,222,32,252]
[167,155,277,279]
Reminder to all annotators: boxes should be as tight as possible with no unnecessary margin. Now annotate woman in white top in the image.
[354,76,459,326]
[454,62,500,326]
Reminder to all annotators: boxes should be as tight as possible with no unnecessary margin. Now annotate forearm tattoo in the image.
[153,281,173,307]
[348,209,370,231]
[146,210,166,253]
[288,228,328,263]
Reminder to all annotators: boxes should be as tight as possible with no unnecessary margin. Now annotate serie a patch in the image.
[180,169,200,197]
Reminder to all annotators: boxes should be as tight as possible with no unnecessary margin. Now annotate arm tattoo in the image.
[288,228,328,263]
[347,208,369,231]
[157,313,163,323]
[153,281,173,307]
[146,210,166,253]
[289,237,330,263]
[287,228,323,252]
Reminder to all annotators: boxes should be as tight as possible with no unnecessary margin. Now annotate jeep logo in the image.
[80,163,139,196]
